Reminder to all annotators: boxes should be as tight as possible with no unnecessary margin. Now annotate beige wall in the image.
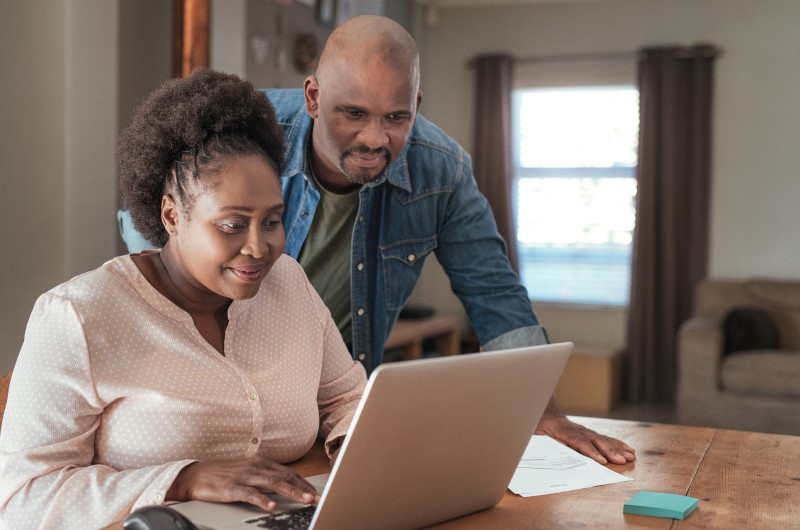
[1,2,68,373]
[0,0,166,374]
[211,0,247,77]
[66,2,119,278]
[2,2,67,374]
[407,0,800,350]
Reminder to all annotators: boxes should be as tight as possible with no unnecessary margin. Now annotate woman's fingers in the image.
[242,464,320,504]
[172,457,320,509]
[220,484,277,511]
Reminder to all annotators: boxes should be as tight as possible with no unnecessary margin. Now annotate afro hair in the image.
[117,69,285,248]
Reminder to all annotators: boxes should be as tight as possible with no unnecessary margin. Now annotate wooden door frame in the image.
[173,0,209,77]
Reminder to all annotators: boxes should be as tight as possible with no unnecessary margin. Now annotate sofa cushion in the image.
[721,350,800,399]
[723,307,779,355]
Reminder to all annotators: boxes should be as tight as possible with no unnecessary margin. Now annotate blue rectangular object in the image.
[623,491,699,520]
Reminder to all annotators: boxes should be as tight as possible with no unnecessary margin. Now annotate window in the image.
[512,62,639,306]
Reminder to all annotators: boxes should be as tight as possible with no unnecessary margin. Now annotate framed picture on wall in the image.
[316,0,336,27]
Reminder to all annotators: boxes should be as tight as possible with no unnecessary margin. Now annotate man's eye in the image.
[387,114,407,122]
[348,110,366,119]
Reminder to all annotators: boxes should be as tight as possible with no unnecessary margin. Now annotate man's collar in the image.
[282,104,312,179]
[377,149,412,192]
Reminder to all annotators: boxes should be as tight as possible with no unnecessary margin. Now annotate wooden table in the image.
[295,417,800,529]
[106,418,800,529]
[438,417,800,528]
[383,314,462,360]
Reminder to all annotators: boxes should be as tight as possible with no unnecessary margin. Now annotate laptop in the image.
[172,342,572,529]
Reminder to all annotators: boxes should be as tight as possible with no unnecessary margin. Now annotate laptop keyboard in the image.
[244,505,316,529]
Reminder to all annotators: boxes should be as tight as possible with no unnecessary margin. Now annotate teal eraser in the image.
[623,491,699,520]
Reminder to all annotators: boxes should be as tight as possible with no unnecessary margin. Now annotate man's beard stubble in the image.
[339,145,391,186]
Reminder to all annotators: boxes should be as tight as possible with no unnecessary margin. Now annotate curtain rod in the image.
[467,51,634,67]
[469,46,721,67]
[515,51,636,64]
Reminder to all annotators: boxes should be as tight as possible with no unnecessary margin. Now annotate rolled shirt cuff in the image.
[482,325,550,352]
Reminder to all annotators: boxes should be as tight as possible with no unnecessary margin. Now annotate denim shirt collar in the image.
[282,104,412,193]
[282,104,311,180]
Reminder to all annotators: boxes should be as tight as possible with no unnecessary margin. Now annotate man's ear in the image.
[412,90,423,124]
[304,76,321,119]
[161,193,180,237]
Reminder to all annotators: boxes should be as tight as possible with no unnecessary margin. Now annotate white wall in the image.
[407,0,800,349]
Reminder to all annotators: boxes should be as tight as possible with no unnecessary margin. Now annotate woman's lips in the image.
[230,263,265,283]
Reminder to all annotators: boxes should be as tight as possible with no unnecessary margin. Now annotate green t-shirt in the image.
[297,181,359,345]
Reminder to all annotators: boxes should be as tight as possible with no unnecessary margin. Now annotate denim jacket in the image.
[266,89,547,373]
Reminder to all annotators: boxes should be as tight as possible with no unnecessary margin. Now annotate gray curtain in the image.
[472,54,519,273]
[626,45,718,404]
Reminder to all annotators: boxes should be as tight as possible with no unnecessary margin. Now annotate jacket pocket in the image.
[379,236,438,311]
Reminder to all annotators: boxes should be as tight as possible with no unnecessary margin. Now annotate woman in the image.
[0,69,366,529]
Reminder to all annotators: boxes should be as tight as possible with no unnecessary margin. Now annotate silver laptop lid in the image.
[310,342,572,530]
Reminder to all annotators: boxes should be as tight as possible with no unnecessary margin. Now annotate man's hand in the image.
[534,397,636,465]
[166,457,321,510]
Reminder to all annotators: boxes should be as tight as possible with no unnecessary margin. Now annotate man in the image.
[119,15,635,465]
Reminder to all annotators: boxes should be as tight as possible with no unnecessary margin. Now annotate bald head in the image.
[317,15,419,90]
[303,15,422,192]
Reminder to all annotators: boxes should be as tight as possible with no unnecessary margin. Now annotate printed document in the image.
[509,435,632,497]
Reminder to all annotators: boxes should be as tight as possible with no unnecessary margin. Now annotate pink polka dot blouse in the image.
[0,254,366,529]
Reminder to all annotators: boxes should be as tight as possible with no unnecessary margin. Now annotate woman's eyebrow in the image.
[217,203,284,213]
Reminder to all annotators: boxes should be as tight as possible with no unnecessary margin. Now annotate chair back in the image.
[0,371,11,431]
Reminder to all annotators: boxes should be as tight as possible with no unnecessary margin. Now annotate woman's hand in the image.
[166,457,321,511]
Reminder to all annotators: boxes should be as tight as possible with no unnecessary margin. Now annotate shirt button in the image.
[356,263,364,271]
[358,215,364,222]
[251,437,259,445]
[301,211,309,217]
[152,494,163,503]
[407,253,416,262]
[358,353,366,361]
[249,392,258,401]
[356,307,365,316]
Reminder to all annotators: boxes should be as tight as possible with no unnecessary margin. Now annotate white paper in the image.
[508,435,631,497]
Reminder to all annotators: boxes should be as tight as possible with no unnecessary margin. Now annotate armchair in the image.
[676,279,800,435]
